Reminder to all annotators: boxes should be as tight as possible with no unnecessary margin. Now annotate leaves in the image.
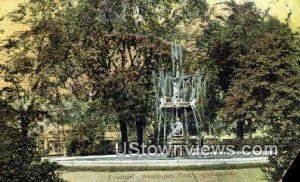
[199,1,300,181]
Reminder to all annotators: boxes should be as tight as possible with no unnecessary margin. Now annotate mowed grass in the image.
[60,168,267,182]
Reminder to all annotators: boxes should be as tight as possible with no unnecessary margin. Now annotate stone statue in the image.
[171,117,183,136]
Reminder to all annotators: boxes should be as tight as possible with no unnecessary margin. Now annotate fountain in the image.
[46,44,271,165]
[154,44,207,156]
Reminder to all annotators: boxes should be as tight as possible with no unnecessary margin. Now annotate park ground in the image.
[60,168,266,182]
[59,166,267,182]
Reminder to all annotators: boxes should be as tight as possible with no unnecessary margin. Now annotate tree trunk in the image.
[20,112,32,164]
[236,119,245,140]
[136,119,144,153]
[119,119,128,154]
[20,113,29,138]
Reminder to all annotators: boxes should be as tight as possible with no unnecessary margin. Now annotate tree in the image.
[0,77,63,182]
[199,1,300,180]
[0,1,70,180]
[60,0,209,151]
[2,0,210,158]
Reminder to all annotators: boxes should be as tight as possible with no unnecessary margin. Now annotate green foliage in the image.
[65,99,116,155]
[0,1,69,181]
[4,0,300,181]
[199,1,300,181]
[0,100,64,181]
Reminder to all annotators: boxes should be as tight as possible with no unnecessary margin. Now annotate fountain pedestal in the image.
[167,135,189,157]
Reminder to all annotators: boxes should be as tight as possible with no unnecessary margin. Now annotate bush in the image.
[0,117,64,182]
[67,138,115,156]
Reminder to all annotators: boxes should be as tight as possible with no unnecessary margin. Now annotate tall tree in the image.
[63,0,209,150]
[2,0,209,156]
[199,1,300,181]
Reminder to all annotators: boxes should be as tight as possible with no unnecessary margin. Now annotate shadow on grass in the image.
[59,163,268,172]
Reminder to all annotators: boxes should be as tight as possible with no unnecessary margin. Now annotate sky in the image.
[209,0,300,31]
[0,0,299,40]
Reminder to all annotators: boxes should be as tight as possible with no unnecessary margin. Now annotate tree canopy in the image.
[0,0,299,181]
